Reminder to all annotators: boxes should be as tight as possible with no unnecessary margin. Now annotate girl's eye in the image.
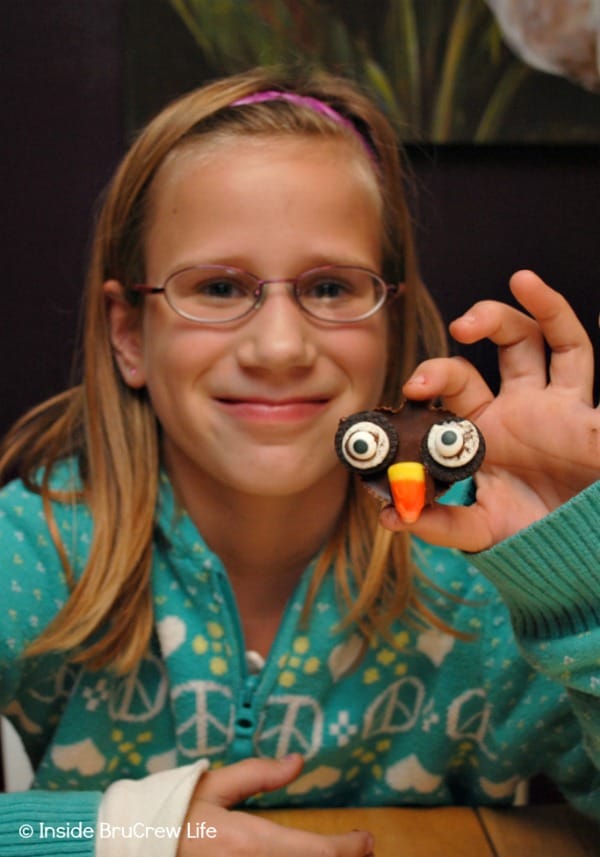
[196,279,245,299]
[306,279,353,301]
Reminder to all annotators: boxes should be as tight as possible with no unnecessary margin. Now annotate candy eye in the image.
[345,424,386,464]
[423,418,484,478]
[335,412,398,475]
[341,422,393,471]
[432,426,464,458]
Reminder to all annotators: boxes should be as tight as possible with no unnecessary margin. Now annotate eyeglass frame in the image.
[132,263,400,325]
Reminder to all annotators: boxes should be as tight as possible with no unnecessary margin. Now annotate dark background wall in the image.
[1,1,123,438]
[2,1,599,439]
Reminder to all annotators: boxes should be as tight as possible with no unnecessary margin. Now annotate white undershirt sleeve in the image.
[95,759,209,857]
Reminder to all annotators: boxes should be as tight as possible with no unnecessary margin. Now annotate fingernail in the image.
[352,830,375,851]
[405,373,427,386]
[457,312,477,324]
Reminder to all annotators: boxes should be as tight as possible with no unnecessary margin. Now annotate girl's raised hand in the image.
[381,270,600,551]
[177,755,374,857]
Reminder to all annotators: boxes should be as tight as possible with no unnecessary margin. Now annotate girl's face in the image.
[111,136,389,503]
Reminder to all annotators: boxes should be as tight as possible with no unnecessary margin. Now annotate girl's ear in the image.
[103,280,147,388]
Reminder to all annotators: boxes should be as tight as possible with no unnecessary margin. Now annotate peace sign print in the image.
[255,694,323,759]
[172,680,235,757]
[363,678,426,738]
[109,651,168,723]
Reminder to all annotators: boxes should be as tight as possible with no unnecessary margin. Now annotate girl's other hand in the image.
[382,270,599,551]
[177,755,374,857]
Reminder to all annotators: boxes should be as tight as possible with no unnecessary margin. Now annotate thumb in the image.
[197,755,304,807]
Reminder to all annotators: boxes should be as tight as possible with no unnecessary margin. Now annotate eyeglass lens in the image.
[165,266,385,322]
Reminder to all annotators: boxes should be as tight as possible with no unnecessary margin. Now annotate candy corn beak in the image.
[387,462,426,523]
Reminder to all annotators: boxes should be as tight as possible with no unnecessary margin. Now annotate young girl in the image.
[1,67,599,857]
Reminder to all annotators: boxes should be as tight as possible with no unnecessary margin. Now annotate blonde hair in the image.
[0,67,448,672]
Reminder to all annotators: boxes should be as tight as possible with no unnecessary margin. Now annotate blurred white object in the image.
[485,0,600,91]
[1,716,33,791]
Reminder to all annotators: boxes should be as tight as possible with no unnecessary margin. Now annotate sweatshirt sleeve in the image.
[469,480,600,816]
[0,762,209,856]
[0,791,101,856]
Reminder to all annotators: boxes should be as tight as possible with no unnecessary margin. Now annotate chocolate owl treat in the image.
[335,400,485,522]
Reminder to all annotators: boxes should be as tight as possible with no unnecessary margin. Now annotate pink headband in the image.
[231,90,377,163]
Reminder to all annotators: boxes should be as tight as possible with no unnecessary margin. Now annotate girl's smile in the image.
[214,396,331,425]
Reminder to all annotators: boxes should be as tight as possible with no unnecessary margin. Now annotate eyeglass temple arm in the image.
[131,285,165,294]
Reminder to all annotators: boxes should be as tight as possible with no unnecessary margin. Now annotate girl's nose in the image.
[235,283,317,371]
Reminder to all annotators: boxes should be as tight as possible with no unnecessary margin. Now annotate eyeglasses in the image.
[133,264,398,324]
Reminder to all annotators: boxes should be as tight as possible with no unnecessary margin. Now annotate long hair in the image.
[0,67,448,672]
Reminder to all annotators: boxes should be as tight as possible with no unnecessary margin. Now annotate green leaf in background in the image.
[161,0,599,142]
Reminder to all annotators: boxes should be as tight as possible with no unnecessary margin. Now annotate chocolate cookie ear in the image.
[420,418,485,482]
[335,410,399,476]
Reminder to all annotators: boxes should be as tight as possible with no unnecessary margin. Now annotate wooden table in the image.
[255,804,599,856]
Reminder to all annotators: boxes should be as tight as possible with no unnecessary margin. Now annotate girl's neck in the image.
[165,455,348,587]
[165,461,349,656]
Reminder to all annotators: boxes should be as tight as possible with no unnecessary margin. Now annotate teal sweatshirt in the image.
[1,462,600,855]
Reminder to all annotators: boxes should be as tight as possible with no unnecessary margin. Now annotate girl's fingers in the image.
[379,501,493,553]
[450,270,594,399]
[449,300,547,392]
[403,356,494,420]
[508,270,594,398]
[196,756,304,807]
[273,826,375,857]
[231,811,375,857]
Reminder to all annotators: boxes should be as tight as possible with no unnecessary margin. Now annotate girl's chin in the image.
[209,449,346,498]
[223,467,337,498]
[162,426,345,497]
